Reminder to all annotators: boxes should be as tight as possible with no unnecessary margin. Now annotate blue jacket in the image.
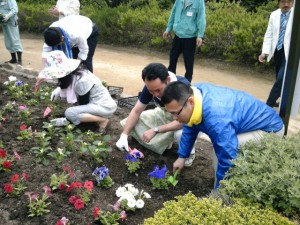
[166,0,206,38]
[178,83,283,188]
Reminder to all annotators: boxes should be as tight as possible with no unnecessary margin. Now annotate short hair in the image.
[141,63,169,82]
[161,81,193,105]
[278,0,293,3]
[44,27,62,46]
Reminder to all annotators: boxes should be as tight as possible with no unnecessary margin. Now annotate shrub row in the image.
[143,192,295,225]
[16,1,278,68]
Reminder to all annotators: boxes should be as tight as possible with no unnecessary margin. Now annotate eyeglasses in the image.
[170,95,190,116]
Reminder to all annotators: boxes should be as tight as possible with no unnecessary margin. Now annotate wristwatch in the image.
[153,127,159,134]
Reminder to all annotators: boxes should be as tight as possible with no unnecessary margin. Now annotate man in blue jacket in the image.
[161,81,284,189]
[163,0,206,82]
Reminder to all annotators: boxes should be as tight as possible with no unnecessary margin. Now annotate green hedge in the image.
[220,133,300,216]
[16,0,278,67]
[143,192,295,225]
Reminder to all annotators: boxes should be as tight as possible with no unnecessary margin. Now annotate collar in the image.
[187,87,203,127]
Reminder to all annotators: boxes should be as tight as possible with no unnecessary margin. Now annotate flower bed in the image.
[0,68,214,225]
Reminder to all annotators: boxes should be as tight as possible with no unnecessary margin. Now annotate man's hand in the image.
[51,87,61,101]
[116,133,129,151]
[196,37,203,47]
[142,129,156,143]
[162,31,169,40]
[258,53,267,63]
[48,7,59,17]
[173,157,185,172]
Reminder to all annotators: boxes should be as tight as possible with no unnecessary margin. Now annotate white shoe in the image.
[184,153,195,167]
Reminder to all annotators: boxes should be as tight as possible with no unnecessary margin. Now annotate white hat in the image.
[38,50,81,80]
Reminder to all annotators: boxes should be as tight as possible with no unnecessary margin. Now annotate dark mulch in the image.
[0,66,214,225]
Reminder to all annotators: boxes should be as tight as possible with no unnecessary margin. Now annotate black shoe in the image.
[273,102,279,108]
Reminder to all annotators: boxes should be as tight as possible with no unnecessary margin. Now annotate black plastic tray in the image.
[107,86,123,97]
[118,96,156,110]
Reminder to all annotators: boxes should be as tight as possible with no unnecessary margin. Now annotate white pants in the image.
[212,126,285,188]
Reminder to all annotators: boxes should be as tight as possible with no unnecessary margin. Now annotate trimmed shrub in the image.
[143,192,294,225]
[220,133,300,216]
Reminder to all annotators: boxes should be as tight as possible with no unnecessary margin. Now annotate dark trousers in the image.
[266,47,286,107]
[168,35,196,82]
[72,24,99,72]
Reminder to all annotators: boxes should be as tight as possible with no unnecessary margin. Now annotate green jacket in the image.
[166,0,206,38]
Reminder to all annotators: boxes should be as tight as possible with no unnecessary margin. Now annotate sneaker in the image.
[184,153,195,167]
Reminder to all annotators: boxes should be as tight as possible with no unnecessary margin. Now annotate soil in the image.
[0,68,215,225]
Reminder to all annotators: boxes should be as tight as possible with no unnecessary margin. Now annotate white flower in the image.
[3,81,9,85]
[135,199,145,208]
[127,198,136,208]
[128,186,139,196]
[8,76,17,82]
[116,187,126,197]
[143,192,151,199]
[124,183,134,189]
[57,148,64,155]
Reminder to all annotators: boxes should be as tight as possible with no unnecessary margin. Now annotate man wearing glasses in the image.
[116,63,196,167]
[161,82,284,190]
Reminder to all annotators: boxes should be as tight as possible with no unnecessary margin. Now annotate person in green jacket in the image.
[0,0,23,65]
[163,0,206,82]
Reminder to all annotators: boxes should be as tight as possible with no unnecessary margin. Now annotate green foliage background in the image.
[15,0,278,67]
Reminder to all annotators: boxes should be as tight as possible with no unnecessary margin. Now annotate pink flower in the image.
[120,210,127,221]
[84,181,93,192]
[19,105,27,110]
[25,192,39,201]
[56,217,69,225]
[74,198,84,210]
[11,174,19,183]
[13,151,21,160]
[0,149,6,158]
[43,106,52,118]
[113,200,121,211]
[63,165,75,178]
[22,173,29,181]
[93,207,100,219]
[4,183,13,193]
[2,161,12,168]
[19,124,27,131]
[43,186,52,197]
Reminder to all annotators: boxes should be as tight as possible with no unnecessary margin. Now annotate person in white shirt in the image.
[42,15,99,72]
[49,0,80,19]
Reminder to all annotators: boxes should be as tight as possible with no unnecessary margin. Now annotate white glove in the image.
[116,133,129,151]
[50,118,68,127]
[50,87,61,101]
[3,13,13,22]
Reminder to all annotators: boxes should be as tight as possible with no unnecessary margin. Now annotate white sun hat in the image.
[38,50,81,80]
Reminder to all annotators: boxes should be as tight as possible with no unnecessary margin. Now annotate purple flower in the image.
[148,165,168,179]
[16,80,26,87]
[92,166,109,182]
[125,154,137,162]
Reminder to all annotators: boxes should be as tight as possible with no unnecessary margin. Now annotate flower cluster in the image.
[50,166,74,191]
[148,165,170,190]
[0,148,13,172]
[93,206,127,224]
[67,181,93,210]
[115,183,151,212]
[125,148,144,175]
[17,124,33,140]
[3,173,29,197]
[26,186,52,217]
[92,166,114,189]
[55,217,70,225]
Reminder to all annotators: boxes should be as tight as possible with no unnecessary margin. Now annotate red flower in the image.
[56,221,63,225]
[0,149,6,158]
[84,181,93,192]
[20,124,27,131]
[11,174,19,183]
[63,165,75,178]
[93,207,100,219]
[58,183,66,190]
[74,198,84,210]
[2,161,12,168]
[69,195,80,204]
[71,182,82,188]
[4,183,13,193]
[22,173,29,181]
